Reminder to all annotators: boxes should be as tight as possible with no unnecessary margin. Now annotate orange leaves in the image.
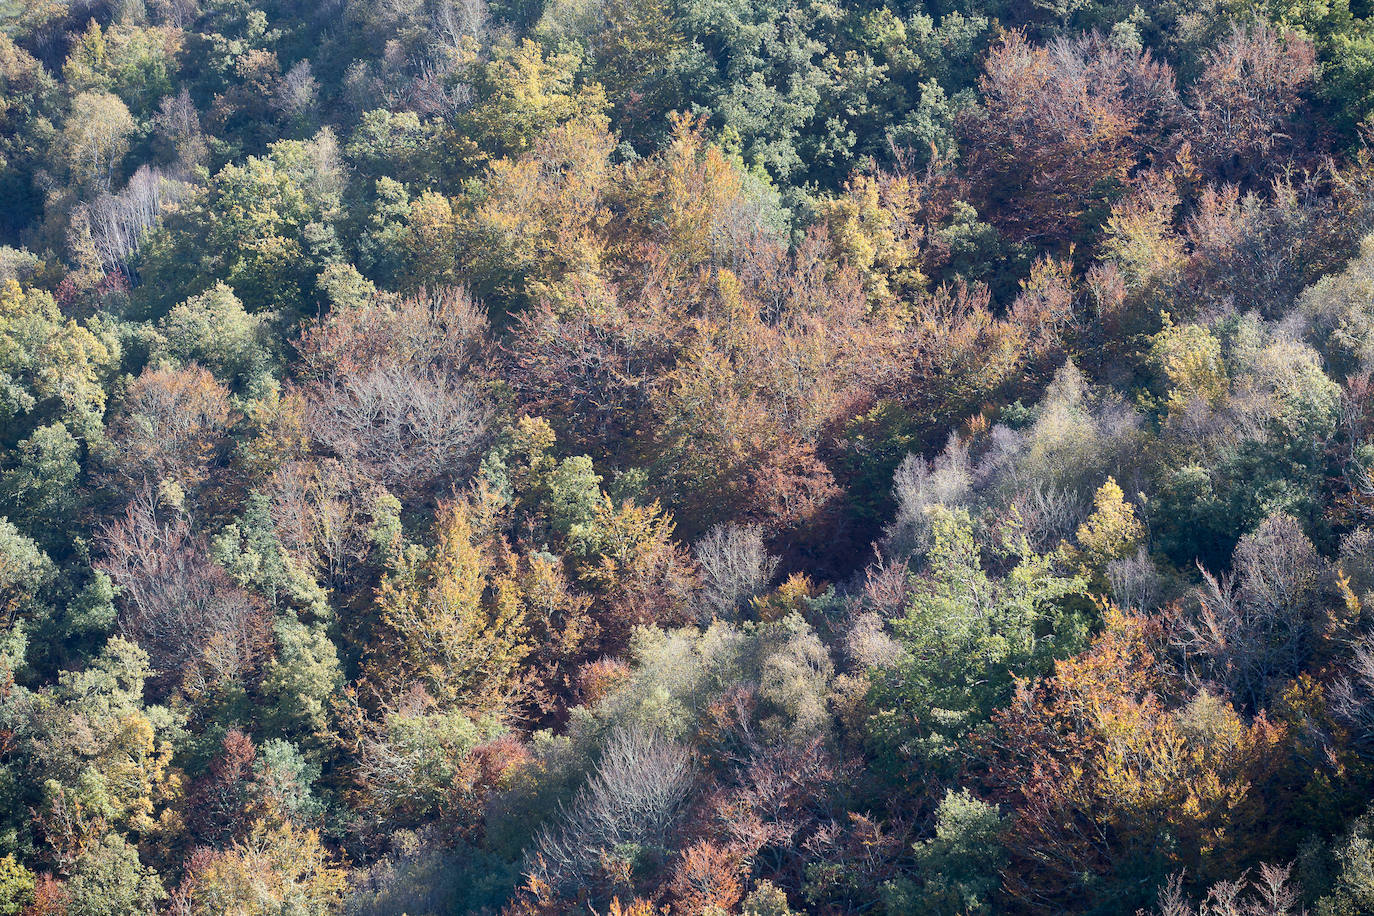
[960,30,1179,246]
[668,841,746,915]
[104,364,231,493]
[991,608,1288,910]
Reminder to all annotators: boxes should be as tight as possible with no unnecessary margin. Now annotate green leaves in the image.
[869,507,1087,775]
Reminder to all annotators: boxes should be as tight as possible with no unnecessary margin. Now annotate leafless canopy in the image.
[531,727,693,891]
[301,286,493,503]
[98,490,266,692]
[1171,514,1327,710]
[695,523,780,621]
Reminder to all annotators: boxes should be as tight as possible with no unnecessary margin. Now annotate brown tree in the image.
[1190,22,1317,183]
[960,31,1180,246]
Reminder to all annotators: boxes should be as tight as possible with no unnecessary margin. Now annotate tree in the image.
[64,834,164,916]
[0,516,54,625]
[1149,314,1228,416]
[1298,233,1374,379]
[0,34,61,239]
[531,727,693,895]
[866,507,1088,776]
[98,492,267,693]
[1070,476,1146,587]
[371,497,529,710]
[298,286,491,504]
[134,133,345,316]
[1144,864,1301,916]
[1314,804,1374,916]
[0,855,33,915]
[959,30,1180,246]
[695,523,779,622]
[59,91,134,191]
[171,818,346,916]
[991,608,1286,913]
[1172,513,1331,712]
[906,789,1007,916]
[0,279,119,443]
[101,365,231,496]
[9,639,182,868]
[155,283,275,395]
[1190,21,1317,183]
[346,686,506,830]
[76,165,190,279]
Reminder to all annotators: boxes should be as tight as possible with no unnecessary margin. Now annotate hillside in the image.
[3,0,1374,913]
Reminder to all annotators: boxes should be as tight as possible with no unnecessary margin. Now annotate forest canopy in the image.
[4,0,1374,914]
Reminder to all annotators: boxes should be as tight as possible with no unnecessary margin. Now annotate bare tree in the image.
[1331,630,1374,759]
[1142,863,1302,916]
[1107,546,1164,612]
[1191,21,1316,181]
[98,491,267,692]
[695,523,779,621]
[882,435,972,561]
[433,0,486,52]
[307,366,489,503]
[276,61,320,120]
[82,165,191,276]
[300,287,492,503]
[152,88,208,168]
[531,727,693,891]
[1006,480,1089,554]
[1172,514,1327,710]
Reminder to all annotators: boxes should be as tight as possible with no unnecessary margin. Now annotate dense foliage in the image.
[4,0,1374,913]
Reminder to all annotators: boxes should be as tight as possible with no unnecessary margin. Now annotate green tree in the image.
[135,133,345,317]
[1,422,80,544]
[65,834,164,916]
[867,508,1088,776]
[0,854,33,915]
[155,283,277,396]
[895,789,1007,916]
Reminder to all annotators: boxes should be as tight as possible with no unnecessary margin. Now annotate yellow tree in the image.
[172,819,346,916]
[60,90,134,190]
[1069,477,1146,588]
[991,608,1286,912]
[373,497,529,711]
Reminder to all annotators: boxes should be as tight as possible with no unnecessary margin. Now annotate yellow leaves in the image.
[752,573,819,622]
[469,110,615,306]
[1334,569,1363,636]
[0,278,34,323]
[238,387,311,477]
[819,170,927,308]
[1149,312,1229,414]
[61,90,135,189]
[1069,477,1145,584]
[375,498,530,711]
[998,605,1287,887]
[0,280,118,437]
[1090,689,1271,846]
[576,496,677,581]
[401,191,460,291]
[179,818,347,916]
[645,114,745,270]
[1102,171,1184,292]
